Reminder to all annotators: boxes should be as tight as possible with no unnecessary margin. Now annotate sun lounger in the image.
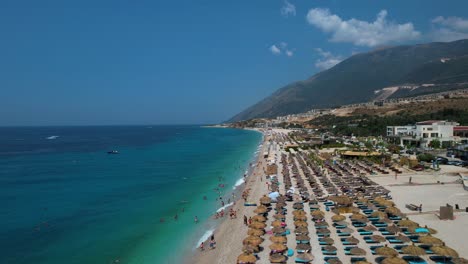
[352,222,366,227]
[244,203,257,206]
[402,256,428,263]
[337,232,350,237]
[368,217,379,221]
[429,256,453,264]
[296,239,310,244]
[393,245,404,254]
[344,246,356,255]
[351,257,367,263]
[323,201,334,206]
[333,224,347,229]
[341,239,357,245]
[373,223,388,227]
[295,257,311,263]
[418,245,434,254]
[389,216,402,221]
[324,257,340,264]
[385,236,403,244]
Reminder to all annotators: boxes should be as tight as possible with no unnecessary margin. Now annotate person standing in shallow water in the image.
[194,216,198,223]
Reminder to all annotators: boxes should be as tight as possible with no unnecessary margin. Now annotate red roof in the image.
[454,126,468,131]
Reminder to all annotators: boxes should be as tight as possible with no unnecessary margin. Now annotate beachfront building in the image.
[387,120,462,147]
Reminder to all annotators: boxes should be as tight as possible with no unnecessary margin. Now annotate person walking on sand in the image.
[395,172,398,180]
[200,242,205,251]
[409,176,412,184]
[209,238,216,249]
[248,217,252,225]
[244,215,248,226]
[419,204,422,213]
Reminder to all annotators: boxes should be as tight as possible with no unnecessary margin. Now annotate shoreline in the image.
[187,129,268,264]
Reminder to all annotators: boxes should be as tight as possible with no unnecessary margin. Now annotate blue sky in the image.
[1,0,468,125]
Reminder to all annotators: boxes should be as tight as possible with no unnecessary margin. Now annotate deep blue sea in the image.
[0,126,262,264]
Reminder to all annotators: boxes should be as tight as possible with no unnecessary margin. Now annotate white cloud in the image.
[306,8,421,47]
[281,0,296,17]
[430,16,468,42]
[269,42,294,57]
[314,48,342,70]
[270,45,281,55]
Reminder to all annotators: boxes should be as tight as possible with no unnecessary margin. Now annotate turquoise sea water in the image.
[0,126,262,264]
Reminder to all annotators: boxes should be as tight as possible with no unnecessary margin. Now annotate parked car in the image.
[447,160,459,166]
[412,164,425,171]
[435,156,448,164]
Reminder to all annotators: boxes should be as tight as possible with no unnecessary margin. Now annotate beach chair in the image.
[323,201,334,206]
[389,216,402,221]
[321,247,337,255]
[243,202,257,206]
[385,236,403,244]
[362,236,378,243]
[407,235,420,243]
[340,238,357,245]
[352,222,366,228]
[368,217,379,221]
[418,244,434,254]
[343,246,356,255]
[402,256,428,263]
[429,256,453,264]
[337,232,350,237]
[393,245,404,254]
[333,223,347,229]
[373,222,388,227]
[324,257,340,264]
[370,245,382,255]
[295,257,311,263]
[351,257,367,263]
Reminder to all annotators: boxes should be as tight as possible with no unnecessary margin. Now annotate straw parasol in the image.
[249,221,266,229]
[363,225,377,231]
[293,210,307,216]
[254,206,268,214]
[332,214,346,222]
[315,221,329,227]
[375,246,399,257]
[269,253,286,263]
[273,213,286,220]
[402,245,426,256]
[295,226,309,234]
[316,228,331,234]
[395,234,411,243]
[269,242,287,251]
[243,236,263,245]
[385,206,402,216]
[350,213,368,222]
[319,237,334,245]
[418,235,443,245]
[294,214,307,221]
[398,219,418,227]
[371,235,386,242]
[270,236,287,243]
[340,227,354,233]
[311,210,325,217]
[251,215,266,222]
[335,221,348,226]
[247,228,264,236]
[271,220,284,227]
[371,211,388,219]
[381,257,407,264]
[386,225,400,233]
[431,246,459,257]
[260,195,271,205]
[324,245,337,252]
[296,243,311,251]
[345,236,359,244]
[242,244,260,254]
[296,253,314,262]
[328,259,343,264]
[294,220,308,227]
[237,253,256,264]
[452,258,468,264]
[272,227,286,234]
[350,247,367,255]
[296,235,310,241]
[330,195,353,206]
[355,262,372,264]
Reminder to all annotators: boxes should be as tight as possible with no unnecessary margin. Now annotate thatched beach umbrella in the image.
[296,253,314,262]
[315,221,329,227]
[332,214,346,222]
[328,259,343,264]
[293,210,307,216]
[398,219,418,227]
[242,244,260,254]
[243,235,263,246]
[247,228,264,236]
[431,246,459,257]
[386,225,400,234]
[381,257,407,264]
[452,258,468,264]
[317,228,331,234]
[375,246,399,257]
[319,237,334,245]
[271,220,284,228]
[371,211,388,219]
[260,195,271,205]
[371,235,386,242]
[237,253,256,264]
[355,261,372,264]
[249,221,266,229]
[295,226,309,234]
[350,247,367,256]
[273,213,286,220]
[396,234,411,243]
[402,245,426,256]
[294,220,308,227]
[272,227,286,234]
[330,195,353,206]
[311,210,325,218]
[340,227,354,234]
[363,225,377,231]
[294,214,307,221]
[296,234,310,241]
[385,207,402,216]
[351,213,368,222]
[254,206,268,214]
[270,236,287,243]
[345,236,359,244]
[296,243,311,252]
[251,215,266,222]
[293,203,304,210]
[269,242,287,252]
[419,235,443,245]
[335,221,348,226]
[269,253,286,263]
[324,245,337,252]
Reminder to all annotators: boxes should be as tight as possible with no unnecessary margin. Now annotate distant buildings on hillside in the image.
[387,120,468,147]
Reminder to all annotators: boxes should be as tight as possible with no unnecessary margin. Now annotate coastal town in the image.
[195,114,468,264]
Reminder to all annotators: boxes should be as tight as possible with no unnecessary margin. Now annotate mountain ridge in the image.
[228,39,468,122]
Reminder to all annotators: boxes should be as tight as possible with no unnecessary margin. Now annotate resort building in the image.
[387,120,463,147]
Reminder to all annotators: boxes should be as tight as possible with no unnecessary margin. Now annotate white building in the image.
[387,120,460,147]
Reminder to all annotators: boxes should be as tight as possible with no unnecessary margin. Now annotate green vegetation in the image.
[418,153,435,162]
[308,108,468,137]
[429,139,441,149]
